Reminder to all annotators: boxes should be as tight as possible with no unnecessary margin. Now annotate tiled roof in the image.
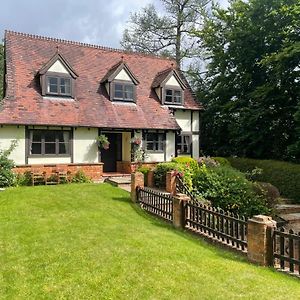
[0,31,203,130]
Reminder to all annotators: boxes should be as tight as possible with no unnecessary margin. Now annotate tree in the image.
[196,0,300,161]
[0,44,4,99]
[121,0,210,67]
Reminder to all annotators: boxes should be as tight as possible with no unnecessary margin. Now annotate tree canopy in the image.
[196,0,300,161]
[121,0,209,66]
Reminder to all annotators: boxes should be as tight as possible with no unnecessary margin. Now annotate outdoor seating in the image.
[31,165,46,186]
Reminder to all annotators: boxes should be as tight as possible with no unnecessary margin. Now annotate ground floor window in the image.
[29,130,71,156]
[176,133,192,155]
[144,132,165,152]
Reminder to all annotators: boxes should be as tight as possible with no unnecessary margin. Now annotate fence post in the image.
[131,172,144,203]
[147,170,154,188]
[166,171,176,195]
[173,193,190,229]
[247,215,276,266]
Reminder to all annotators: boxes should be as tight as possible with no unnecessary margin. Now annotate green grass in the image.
[0,184,299,299]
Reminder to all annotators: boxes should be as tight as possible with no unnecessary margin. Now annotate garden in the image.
[1,183,300,299]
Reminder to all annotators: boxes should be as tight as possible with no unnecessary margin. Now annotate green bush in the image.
[193,165,269,218]
[15,171,32,186]
[137,166,151,186]
[228,158,300,203]
[171,156,199,173]
[212,157,231,167]
[72,170,92,183]
[154,162,178,188]
[0,140,18,187]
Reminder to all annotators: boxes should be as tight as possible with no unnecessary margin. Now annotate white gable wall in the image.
[114,69,132,81]
[165,75,180,87]
[48,60,69,74]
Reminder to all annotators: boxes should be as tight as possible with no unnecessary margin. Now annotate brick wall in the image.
[116,161,161,173]
[13,163,103,182]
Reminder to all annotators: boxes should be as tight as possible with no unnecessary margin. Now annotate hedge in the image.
[227,158,300,203]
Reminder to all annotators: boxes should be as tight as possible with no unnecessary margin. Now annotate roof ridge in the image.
[4,30,177,63]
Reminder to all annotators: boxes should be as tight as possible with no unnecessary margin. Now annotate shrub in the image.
[15,171,32,186]
[154,162,178,188]
[198,156,220,168]
[72,170,92,183]
[228,158,300,203]
[171,157,199,173]
[137,166,151,186]
[192,165,269,218]
[0,140,18,187]
[212,157,231,167]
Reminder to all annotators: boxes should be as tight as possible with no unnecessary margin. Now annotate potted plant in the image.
[96,134,110,150]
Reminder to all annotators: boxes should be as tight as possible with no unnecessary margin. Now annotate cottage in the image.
[0,31,203,180]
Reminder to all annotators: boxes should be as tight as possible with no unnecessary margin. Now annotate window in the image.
[29,130,71,156]
[144,133,165,152]
[113,82,134,101]
[164,88,183,105]
[46,76,71,96]
[176,134,191,155]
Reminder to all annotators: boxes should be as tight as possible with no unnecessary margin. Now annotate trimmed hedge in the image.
[212,157,231,167]
[228,158,300,203]
[171,156,199,172]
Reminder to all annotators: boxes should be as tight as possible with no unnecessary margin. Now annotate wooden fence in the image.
[185,201,247,251]
[137,187,173,222]
[273,228,300,276]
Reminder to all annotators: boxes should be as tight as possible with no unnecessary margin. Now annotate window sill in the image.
[43,96,74,101]
[146,150,165,154]
[28,154,71,158]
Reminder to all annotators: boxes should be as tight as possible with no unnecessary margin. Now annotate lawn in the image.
[0,184,299,299]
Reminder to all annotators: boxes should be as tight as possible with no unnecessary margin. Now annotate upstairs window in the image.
[46,76,71,96]
[29,130,70,156]
[165,88,183,105]
[144,133,165,152]
[113,82,135,102]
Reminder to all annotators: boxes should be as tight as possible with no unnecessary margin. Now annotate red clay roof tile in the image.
[0,31,203,130]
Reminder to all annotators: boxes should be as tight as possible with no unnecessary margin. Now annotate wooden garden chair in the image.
[55,165,70,184]
[31,165,46,186]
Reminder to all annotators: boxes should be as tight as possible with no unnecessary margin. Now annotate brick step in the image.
[275,204,300,215]
[279,213,300,225]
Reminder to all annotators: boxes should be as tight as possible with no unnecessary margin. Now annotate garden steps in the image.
[105,176,131,192]
[275,205,300,232]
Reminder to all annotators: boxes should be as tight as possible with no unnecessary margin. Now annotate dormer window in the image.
[101,61,139,103]
[46,76,72,96]
[113,82,134,102]
[38,52,78,98]
[152,68,187,106]
[165,88,182,104]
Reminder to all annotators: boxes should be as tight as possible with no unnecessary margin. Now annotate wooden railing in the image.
[273,228,300,275]
[185,201,247,252]
[137,187,173,222]
[175,175,201,205]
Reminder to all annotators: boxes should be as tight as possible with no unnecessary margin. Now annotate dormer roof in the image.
[101,61,139,84]
[38,52,78,78]
[152,68,187,89]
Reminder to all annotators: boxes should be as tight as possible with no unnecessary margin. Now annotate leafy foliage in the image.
[0,140,18,187]
[195,0,300,161]
[71,170,92,183]
[193,165,269,217]
[154,162,178,188]
[212,157,231,167]
[171,156,199,173]
[228,157,300,203]
[121,0,209,66]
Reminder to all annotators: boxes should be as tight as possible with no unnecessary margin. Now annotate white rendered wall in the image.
[165,75,180,87]
[28,157,71,165]
[73,128,98,163]
[166,131,175,161]
[0,126,26,165]
[174,110,192,132]
[115,69,132,81]
[48,60,69,74]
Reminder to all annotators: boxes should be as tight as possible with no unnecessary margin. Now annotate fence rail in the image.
[273,228,300,275]
[137,187,173,222]
[175,175,200,205]
[185,201,247,251]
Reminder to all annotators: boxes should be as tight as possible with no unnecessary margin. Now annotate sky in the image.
[1,0,228,48]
